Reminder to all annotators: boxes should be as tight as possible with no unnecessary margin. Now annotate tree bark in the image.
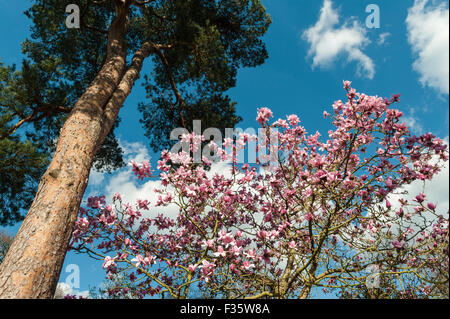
[298,285,312,299]
[0,3,152,298]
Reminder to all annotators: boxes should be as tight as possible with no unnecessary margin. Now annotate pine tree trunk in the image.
[0,4,152,298]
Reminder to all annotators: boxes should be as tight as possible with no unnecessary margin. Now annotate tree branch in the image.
[0,105,71,140]
[99,41,154,143]
[151,43,187,128]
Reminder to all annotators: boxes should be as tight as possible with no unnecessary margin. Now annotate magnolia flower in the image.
[231,244,242,256]
[76,217,89,231]
[131,255,154,268]
[223,137,233,148]
[218,230,234,245]
[102,256,116,269]
[242,261,255,270]
[112,193,122,202]
[414,192,426,203]
[201,260,216,276]
[256,230,267,240]
[287,114,300,126]
[256,107,273,125]
[188,264,199,272]
[392,240,405,249]
[273,118,288,128]
[261,250,272,263]
[130,160,152,180]
[343,80,352,90]
[213,246,227,258]
[201,239,215,250]
[304,213,313,222]
[230,263,239,275]
[385,200,392,209]
[131,255,145,267]
[136,199,150,210]
[245,249,257,259]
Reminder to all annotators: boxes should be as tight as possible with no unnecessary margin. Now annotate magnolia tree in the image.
[70,82,449,299]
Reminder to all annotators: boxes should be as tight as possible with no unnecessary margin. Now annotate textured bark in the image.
[298,286,312,299]
[0,3,153,298]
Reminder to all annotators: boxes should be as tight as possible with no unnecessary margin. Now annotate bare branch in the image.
[150,42,187,128]
[81,20,109,34]
[0,105,71,140]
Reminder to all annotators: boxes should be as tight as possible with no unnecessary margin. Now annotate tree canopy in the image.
[0,0,271,225]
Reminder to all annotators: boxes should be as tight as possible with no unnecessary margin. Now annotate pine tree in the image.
[0,0,271,298]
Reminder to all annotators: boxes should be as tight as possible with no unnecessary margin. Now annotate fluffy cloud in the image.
[388,137,449,216]
[402,108,425,135]
[409,136,449,215]
[377,32,391,46]
[87,140,151,191]
[362,137,448,243]
[53,282,90,299]
[95,140,180,218]
[85,139,237,221]
[120,140,151,164]
[88,169,105,187]
[406,0,449,95]
[104,161,236,221]
[105,170,180,219]
[302,0,375,79]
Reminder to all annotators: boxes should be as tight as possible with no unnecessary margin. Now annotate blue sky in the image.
[0,0,449,297]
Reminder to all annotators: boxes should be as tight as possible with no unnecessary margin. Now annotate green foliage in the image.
[0,231,14,263]
[138,0,271,149]
[0,136,49,225]
[0,0,271,224]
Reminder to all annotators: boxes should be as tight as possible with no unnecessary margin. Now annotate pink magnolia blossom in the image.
[71,81,449,299]
[256,107,273,125]
[213,246,227,258]
[242,260,255,270]
[188,264,198,272]
[102,256,116,269]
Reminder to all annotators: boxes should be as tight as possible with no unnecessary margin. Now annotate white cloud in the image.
[302,0,375,79]
[53,282,90,299]
[105,170,179,218]
[406,0,449,95]
[388,137,449,215]
[104,160,237,222]
[83,139,237,222]
[98,140,179,219]
[402,108,425,135]
[403,116,424,135]
[120,140,151,164]
[87,140,151,191]
[411,136,449,214]
[377,32,391,45]
[88,169,105,187]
